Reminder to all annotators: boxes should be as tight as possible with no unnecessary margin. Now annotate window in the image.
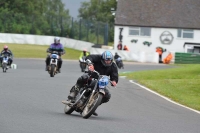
[129,27,151,36]
[177,29,194,38]
[194,47,200,53]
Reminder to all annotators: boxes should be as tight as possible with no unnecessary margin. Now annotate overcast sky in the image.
[61,0,90,18]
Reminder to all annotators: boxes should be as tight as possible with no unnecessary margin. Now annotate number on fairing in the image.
[98,76,109,89]
[3,57,8,63]
[51,54,58,59]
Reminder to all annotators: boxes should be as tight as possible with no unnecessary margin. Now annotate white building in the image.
[114,0,200,61]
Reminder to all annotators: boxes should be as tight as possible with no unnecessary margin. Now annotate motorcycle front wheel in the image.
[80,63,86,72]
[2,63,7,73]
[50,64,56,77]
[82,93,103,119]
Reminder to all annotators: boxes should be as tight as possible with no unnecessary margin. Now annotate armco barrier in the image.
[0,33,93,51]
[0,33,159,63]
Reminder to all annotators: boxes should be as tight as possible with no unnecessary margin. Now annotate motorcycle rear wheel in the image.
[118,62,123,69]
[82,93,103,119]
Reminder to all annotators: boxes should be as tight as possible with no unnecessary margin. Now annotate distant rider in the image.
[62,51,118,116]
[79,49,90,60]
[79,49,90,68]
[0,45,13,68]
[114,52,123,68]
[45,37,65,73]
[114,52,121,61]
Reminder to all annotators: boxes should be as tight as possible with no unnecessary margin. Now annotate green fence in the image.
[70,18,109,45]
[0,13,109,45]
[175,52,200,64]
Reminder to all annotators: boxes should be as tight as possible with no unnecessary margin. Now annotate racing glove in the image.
[111,81,117,87]
[88,64,94,72]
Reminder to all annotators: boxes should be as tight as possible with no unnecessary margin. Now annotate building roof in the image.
[115,0,200,29]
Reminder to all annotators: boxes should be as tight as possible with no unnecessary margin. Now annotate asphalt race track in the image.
[0,59,200,133]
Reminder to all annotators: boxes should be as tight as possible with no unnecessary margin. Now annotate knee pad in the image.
[81,74,89,80]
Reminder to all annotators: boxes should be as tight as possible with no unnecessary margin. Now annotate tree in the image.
[78,0,117,42]
[0,0,71,36]
[79,0,116,22]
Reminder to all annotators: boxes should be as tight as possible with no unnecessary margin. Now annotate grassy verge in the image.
[120,64,200,111]
[0,43,81,60]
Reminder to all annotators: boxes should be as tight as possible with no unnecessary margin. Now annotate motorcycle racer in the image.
[45,37,65,73]
[0,45,13,68]
[62,51,118,116]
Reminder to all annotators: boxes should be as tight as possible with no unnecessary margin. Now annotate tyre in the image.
[64,105,75,114]
[122,63,124,69]
[117,62,121,69]
[81,63,85,72]
[50,64,56,77]
[2,63,7,73]
[119,61,124,69]
[118,63,122,69]
[82,93,103,119]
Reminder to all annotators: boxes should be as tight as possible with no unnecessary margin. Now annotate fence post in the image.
[97,21,99,44]
[31,15,34,34]
[60,16,64,37]
[3,13,6,32]
[104,23,108,45]
[86,20,89,41]
[79,19,82,40]
[51,21,54,35]
[70,17,74,38]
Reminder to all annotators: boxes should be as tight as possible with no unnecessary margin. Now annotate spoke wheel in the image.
[82,93,103,119]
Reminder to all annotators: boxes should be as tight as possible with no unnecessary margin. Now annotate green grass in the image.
[0,43,81,60]
[120,64,200,111]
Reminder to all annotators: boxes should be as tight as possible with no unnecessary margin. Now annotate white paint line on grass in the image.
[129,80,200,115]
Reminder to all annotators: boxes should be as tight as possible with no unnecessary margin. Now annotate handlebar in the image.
[51,51,59,54]
[48,51,66,56]
[85,70,116,88]
[1,54,10,58]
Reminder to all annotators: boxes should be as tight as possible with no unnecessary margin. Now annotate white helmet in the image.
[54,37,60,44]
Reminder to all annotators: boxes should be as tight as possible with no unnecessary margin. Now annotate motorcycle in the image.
[79,56,87,72]
[64,70,113,119]
[115,57,124,69]
[47,51,60,77]
[1,54,9,73]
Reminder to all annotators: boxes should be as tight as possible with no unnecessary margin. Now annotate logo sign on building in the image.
[160,31,174,44]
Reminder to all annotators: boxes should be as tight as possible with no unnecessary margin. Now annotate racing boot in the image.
[57,68,61,73]
[93,111,98,116]
[62,91,78,105]
[62,85,80,105]
[45,65,48,71]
